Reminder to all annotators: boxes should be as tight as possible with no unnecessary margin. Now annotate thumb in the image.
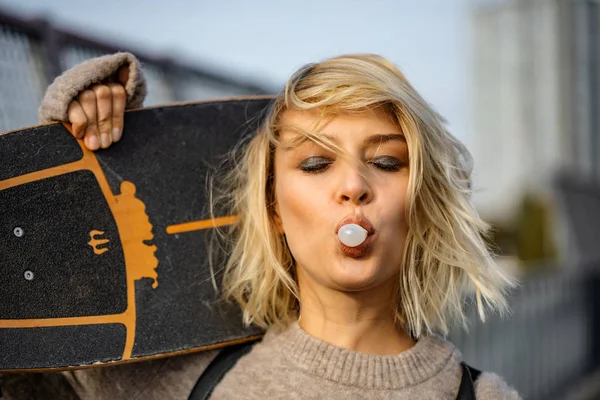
[117,65,129,87]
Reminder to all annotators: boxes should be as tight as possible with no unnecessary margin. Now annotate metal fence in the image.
[450,268,600,400]
[448,174,600,400]
[1,7,600,400]
[0,9,273,133]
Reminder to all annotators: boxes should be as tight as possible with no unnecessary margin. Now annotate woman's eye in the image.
[299,156,332,173]
[370,156,406,172]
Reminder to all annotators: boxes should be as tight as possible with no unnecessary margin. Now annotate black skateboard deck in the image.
[0,97,273,372]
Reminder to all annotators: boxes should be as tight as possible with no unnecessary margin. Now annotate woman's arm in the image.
[1,350,220,400]
[64,350,220,400]
[0,372,80,399]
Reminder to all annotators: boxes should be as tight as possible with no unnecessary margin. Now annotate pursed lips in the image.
[335,214,375,236]
[335,214,376,258]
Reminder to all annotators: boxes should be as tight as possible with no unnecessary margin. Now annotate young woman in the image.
[5,53,520,399]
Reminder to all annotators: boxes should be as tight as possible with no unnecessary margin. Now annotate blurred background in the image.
[0,0,599,398]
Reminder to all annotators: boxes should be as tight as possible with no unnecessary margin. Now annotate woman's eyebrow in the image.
[284,132,334,149]
[282,132,405,150]
[364,133,406,145]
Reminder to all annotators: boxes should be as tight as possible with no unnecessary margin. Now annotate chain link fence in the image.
[450,267,600,400]
[0,9,272,133]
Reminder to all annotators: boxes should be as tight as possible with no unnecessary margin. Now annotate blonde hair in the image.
[212,54,515,338]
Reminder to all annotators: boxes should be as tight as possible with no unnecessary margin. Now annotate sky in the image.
[0,0,471,141]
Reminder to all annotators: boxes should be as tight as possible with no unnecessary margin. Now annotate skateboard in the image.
[0,97,273,371]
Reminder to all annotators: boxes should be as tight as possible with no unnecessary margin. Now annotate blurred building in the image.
[467,5,600,394]
[469,0,600,220]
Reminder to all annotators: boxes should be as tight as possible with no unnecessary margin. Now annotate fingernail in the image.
[87,135,99,150]
[112,128,121,142]
[100,133,110,148]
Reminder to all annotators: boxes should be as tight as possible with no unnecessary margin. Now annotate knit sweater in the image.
[1,53,521,399]
[210,322,520,399]
[1,322,520,399]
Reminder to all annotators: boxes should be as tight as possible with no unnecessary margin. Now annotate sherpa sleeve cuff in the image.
[38,52,147,123]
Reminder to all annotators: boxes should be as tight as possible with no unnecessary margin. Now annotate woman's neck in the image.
[297,283,415,355]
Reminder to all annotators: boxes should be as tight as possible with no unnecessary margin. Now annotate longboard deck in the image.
[0,97,273,371]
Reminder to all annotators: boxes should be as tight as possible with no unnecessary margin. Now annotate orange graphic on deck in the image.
[113,181,158,289]
[88,230,110,255]
[166,215,238,234]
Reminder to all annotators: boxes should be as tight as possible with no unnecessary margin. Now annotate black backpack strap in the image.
[456,362,481,400]
[188,341,256,400]
[466,364,481,382]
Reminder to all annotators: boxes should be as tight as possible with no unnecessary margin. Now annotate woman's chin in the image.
[295,254,399,293]
[327,262,391,292]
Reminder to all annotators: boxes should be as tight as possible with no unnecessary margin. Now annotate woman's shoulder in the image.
[1,349,220,400]
[65,348,220,399]
[475,371,522,400]
[427,335,521,399]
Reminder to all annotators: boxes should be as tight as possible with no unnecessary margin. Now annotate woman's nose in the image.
[335,164,373,205]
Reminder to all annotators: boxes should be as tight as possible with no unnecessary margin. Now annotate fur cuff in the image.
[38,52,147,123]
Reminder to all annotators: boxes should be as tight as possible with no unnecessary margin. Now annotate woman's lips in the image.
[335,215,375,258]
[335,215,375,235]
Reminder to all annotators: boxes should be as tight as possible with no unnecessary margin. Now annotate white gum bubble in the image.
[338,224,368,247]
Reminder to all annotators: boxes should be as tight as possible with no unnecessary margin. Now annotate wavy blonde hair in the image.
[212,54,515,338]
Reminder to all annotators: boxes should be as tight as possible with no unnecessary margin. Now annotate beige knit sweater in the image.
[2,323,520,399]
[2,53,521,400]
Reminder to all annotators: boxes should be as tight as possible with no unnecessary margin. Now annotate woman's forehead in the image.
[278,108,402,140]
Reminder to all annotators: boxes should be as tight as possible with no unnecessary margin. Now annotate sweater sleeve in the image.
[0,350,219,400]
[61,350,220,400]
[475,372,522,400]
[38,52,147,123]
[0,372,81,400]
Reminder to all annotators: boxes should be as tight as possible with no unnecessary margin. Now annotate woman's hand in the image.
[66,66,129,151]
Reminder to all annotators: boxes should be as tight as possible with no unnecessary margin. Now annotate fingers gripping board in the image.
[0,97,272,371]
